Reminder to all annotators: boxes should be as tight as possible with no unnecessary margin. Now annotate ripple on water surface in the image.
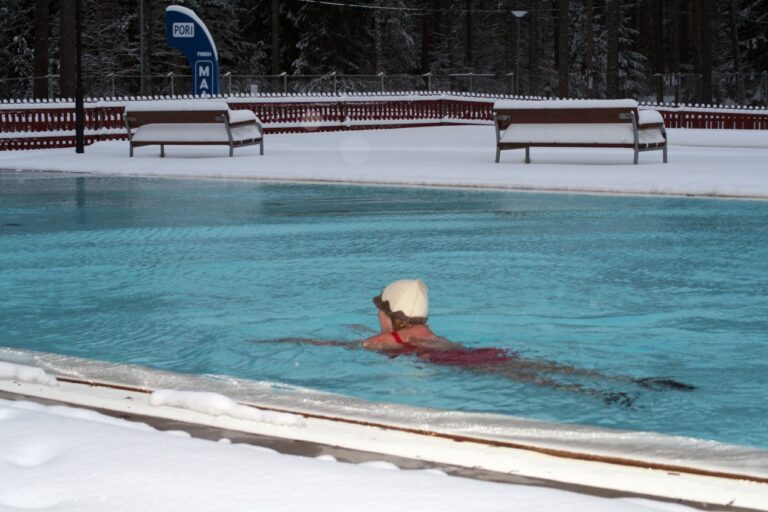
[1,174,767,449]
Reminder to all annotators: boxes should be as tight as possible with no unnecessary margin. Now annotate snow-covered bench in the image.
[124,101,264,157]
[493,99,667,165]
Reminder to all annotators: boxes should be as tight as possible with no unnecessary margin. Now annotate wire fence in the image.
[3,71,768,107]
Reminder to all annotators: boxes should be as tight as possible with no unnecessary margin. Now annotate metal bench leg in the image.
[495,147,500,163]
[633,148,639,165]
[260,139,264,156]
[663,144,668,163]
[160,144,165,158]
[129,144,133,157]
[525,147,530,164]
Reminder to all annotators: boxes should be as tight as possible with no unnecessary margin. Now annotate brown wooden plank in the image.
[494,107,637,124]
[126,110,227,127]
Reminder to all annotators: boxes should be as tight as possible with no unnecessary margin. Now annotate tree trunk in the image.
[728,0,743,104]
[669,0,681,102]
[374,0,383,73]
[271,0,280,74]
[700,0,713,103]
[690,0,709,103]
[145,0,154,95]
[653,0,663,75]
[528,0,539,95]
[33,0,50,99]
[506,0,517,78]
[59,0,76,98]
[557,0,569,98]
[585,0,594,97]
[606,0,620,98]
[447,0,456,77]
[421,0,431,73]
[464,0,472,70]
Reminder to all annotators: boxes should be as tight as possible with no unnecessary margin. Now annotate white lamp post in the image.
[511,10,527,96]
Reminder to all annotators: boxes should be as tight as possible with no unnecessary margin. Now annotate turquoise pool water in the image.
[1,173,767,448]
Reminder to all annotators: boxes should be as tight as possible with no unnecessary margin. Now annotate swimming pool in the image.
[1,173,767,449]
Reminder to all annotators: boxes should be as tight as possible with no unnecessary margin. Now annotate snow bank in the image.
[150,389,304,427]
[0,397,700,512]
[667,128,768,148]
[0,361,57,386]
[2,126,765,199]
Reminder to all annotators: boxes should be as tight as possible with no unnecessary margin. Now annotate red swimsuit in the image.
[390,331,515,366]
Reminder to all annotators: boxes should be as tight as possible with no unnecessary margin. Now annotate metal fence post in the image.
[506,72,514,95]
[378,72,384,93]
[167,72,174,96]
[676,73,682,105]
[331,71,337,95]
[47,74,53,98]
[280,72,287,93]
[423,72,431,92]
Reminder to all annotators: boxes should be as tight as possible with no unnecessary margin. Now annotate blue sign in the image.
[165,5,220,96]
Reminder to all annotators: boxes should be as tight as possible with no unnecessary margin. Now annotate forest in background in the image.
[0,0,766,104]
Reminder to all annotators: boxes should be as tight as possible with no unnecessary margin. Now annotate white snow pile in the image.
[0,361,57,386]
[150,389,305,427]
[2,126,767,198]
[0,398,698,512]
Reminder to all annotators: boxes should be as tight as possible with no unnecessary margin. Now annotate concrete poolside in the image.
[1,125,768,199]
[1,349,767,510]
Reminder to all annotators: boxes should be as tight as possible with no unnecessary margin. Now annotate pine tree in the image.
[606,0,619,98]
[33,0,50,98]
[0,0,34,99]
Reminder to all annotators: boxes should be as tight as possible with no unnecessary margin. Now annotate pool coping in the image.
[1,387,763,512]
[1,349,767,510]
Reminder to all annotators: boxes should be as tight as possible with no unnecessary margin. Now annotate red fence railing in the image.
[2,94,767,151]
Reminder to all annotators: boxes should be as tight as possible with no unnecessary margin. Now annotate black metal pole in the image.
[515,17,521,95]
[75,0,84,153]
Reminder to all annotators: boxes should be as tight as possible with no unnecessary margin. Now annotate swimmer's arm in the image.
[362,333,400,351]
[252,337,362,349]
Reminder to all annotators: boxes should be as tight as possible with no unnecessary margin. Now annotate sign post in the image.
[165,5,220,96]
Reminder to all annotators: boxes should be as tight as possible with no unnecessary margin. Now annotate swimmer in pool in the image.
[363,279,448,351]
[257,279,695,407]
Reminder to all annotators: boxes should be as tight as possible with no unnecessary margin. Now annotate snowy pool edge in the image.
[1,348,766,510]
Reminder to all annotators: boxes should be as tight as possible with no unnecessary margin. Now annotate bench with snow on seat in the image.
[124,100,264,158]
[493,99,667,165]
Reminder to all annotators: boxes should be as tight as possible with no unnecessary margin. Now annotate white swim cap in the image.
[376,279,429,321]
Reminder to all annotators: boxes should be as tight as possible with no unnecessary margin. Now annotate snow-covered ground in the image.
[0,397,702,512]
[1,125,768,198]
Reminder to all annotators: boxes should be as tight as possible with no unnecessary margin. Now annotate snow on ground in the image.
[0,361,57,387]
[0,398,697,512]
[1,125,767,198]
[149,389,305,427]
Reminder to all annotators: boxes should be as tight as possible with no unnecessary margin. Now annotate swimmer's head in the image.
[373,279,428,329]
